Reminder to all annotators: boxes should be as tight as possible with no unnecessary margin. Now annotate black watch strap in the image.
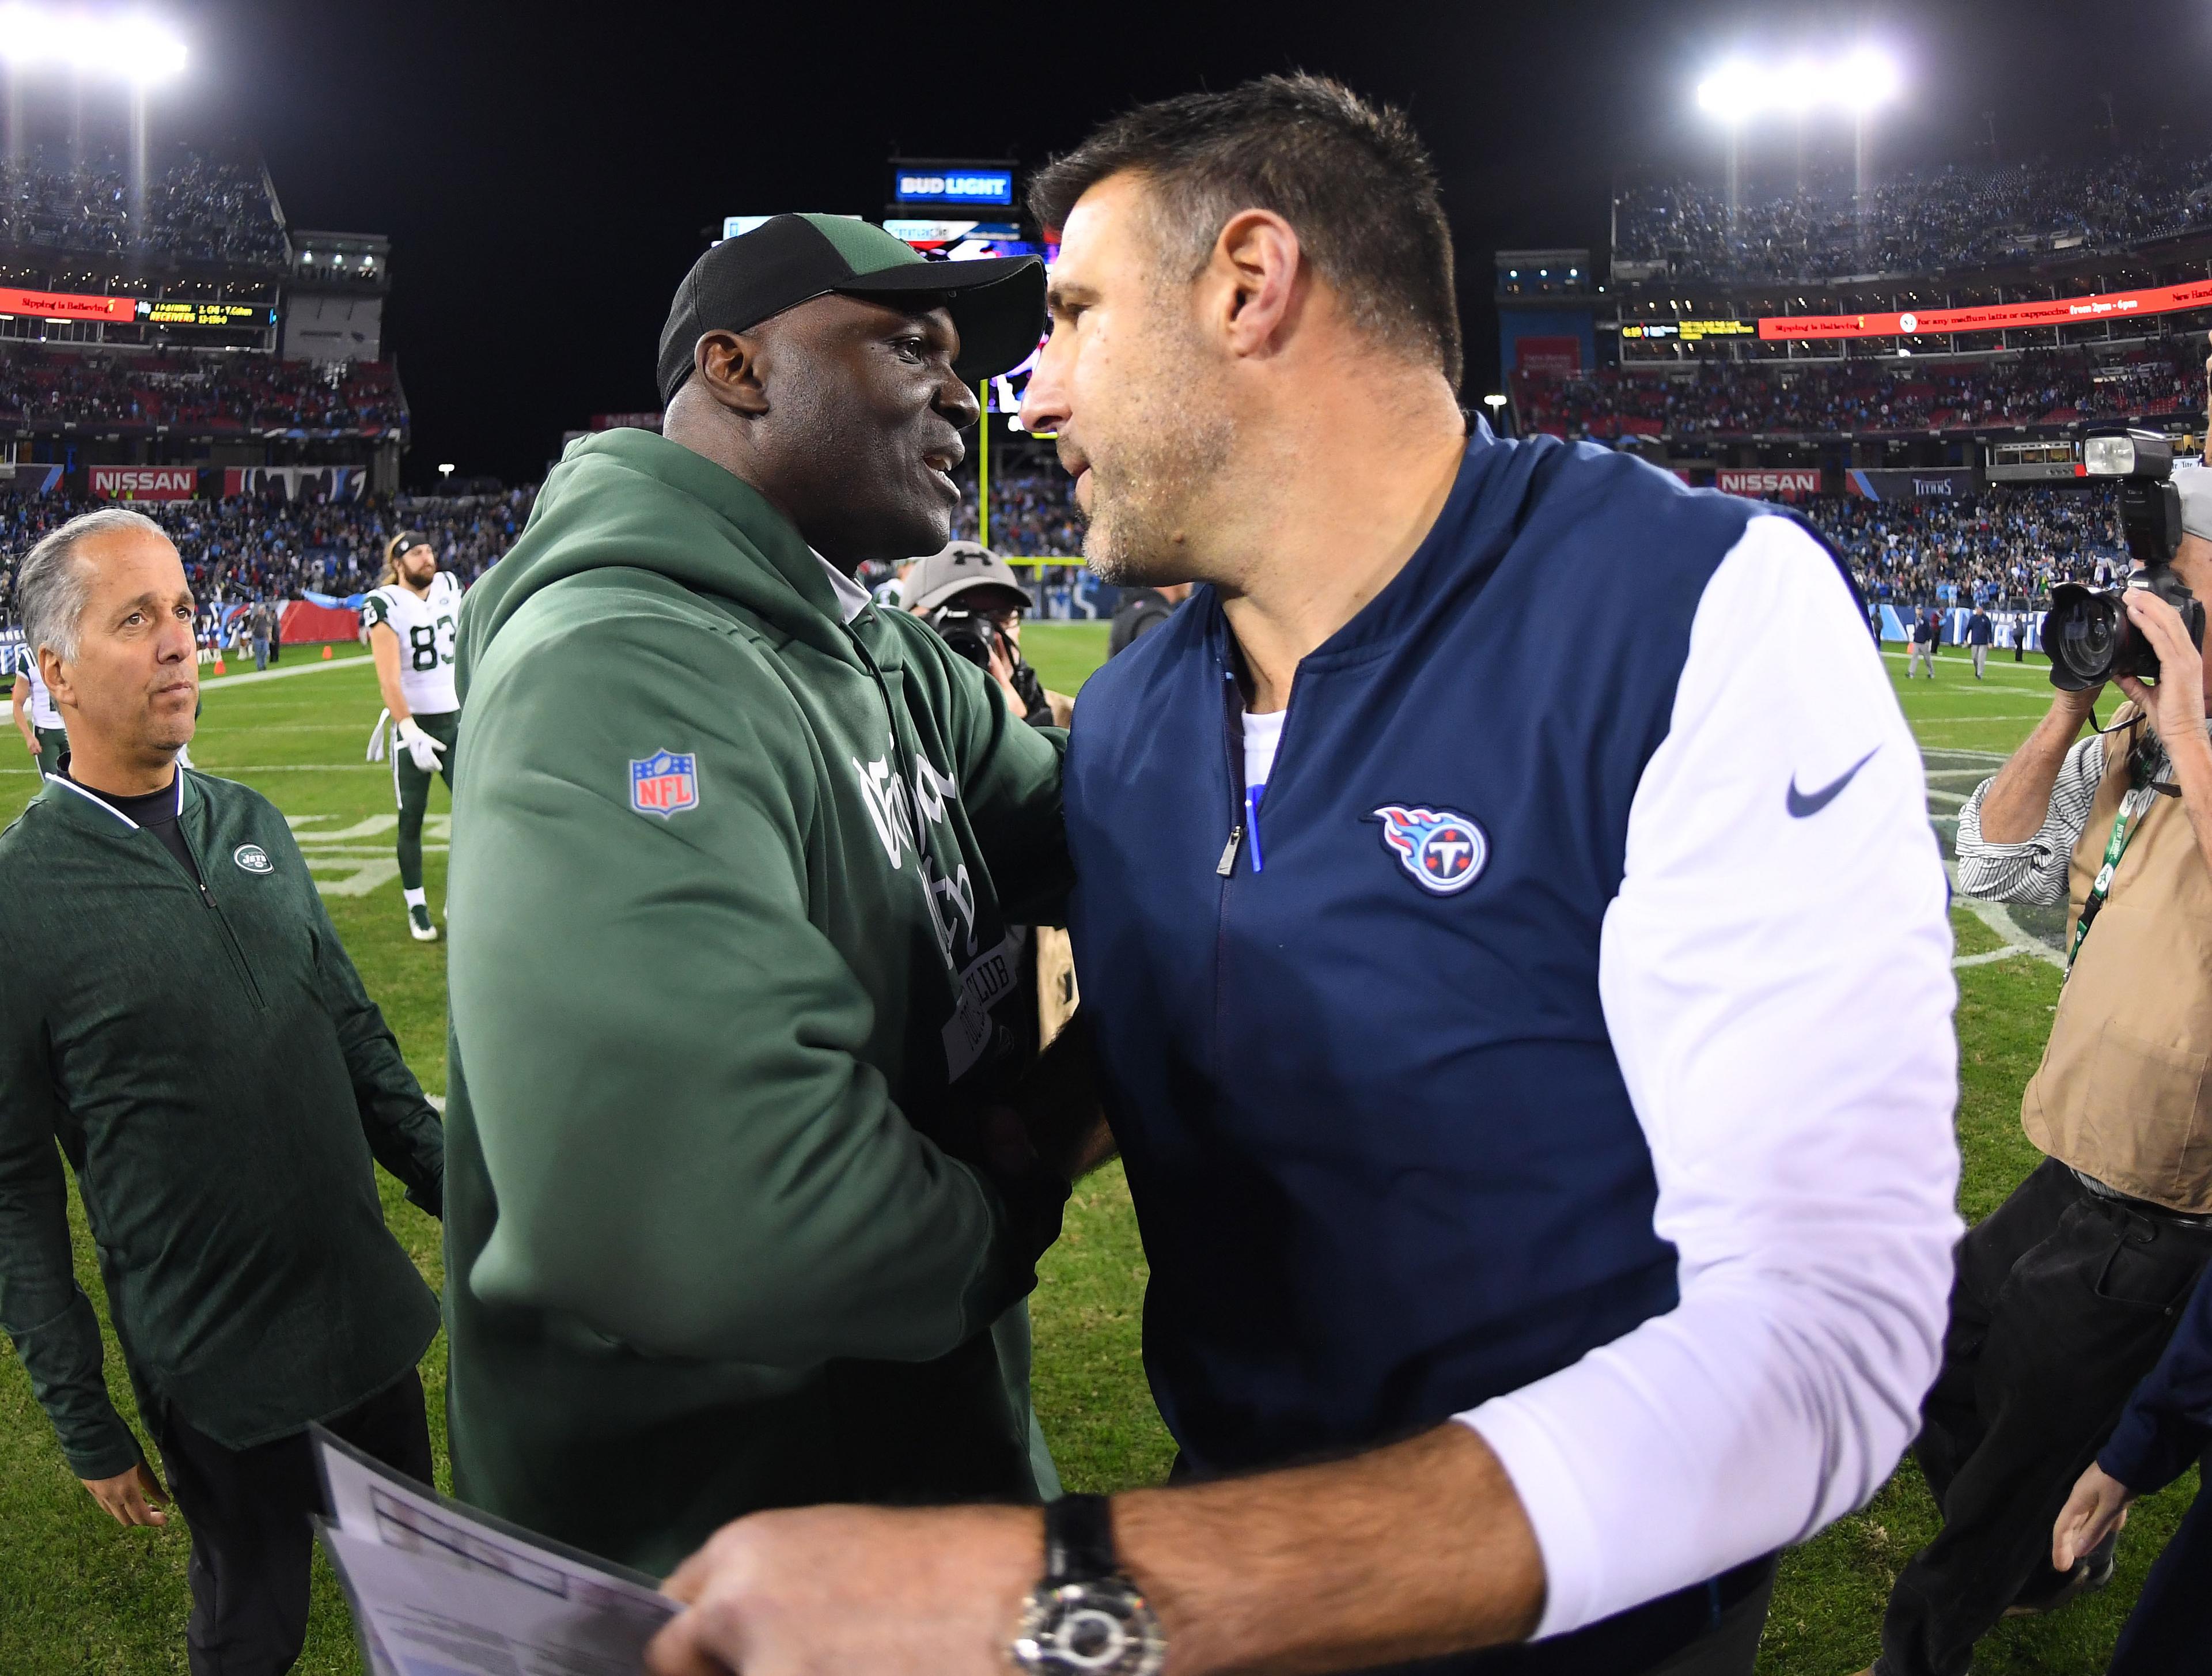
[1043,1493,1118,1585]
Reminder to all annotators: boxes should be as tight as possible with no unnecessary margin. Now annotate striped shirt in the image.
[1956,720,2211,906]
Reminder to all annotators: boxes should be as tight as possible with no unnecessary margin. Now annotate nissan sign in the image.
[1716,467,1821,500]
[90,466,198,501]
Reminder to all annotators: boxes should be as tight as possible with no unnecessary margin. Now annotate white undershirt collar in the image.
[812,550,871,625]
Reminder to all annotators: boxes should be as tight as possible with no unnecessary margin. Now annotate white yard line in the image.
[1945,861,2065,971]
[200,655,373,690]
[1913,714,2062,725]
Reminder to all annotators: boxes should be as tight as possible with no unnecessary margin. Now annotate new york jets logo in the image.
[233,843,273,875]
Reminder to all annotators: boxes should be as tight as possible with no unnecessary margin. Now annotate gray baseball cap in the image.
[907,540,1032,612]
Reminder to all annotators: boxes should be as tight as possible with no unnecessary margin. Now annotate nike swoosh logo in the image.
[1787,748,1878,819]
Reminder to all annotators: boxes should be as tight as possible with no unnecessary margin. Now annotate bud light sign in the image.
[892,165,1014,207]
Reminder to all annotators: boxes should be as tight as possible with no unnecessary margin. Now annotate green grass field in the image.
[0,627,2195,1675]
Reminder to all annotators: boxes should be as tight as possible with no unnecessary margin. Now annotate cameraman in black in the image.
[910,539,1080,1061]
[1868,438,2212,1676]
[909,539,1070,728]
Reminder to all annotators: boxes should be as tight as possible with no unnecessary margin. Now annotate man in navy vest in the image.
[645,77,1960,1676]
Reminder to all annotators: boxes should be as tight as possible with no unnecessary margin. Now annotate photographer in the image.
[1869,462,2212,1676]
[911,540,1081,1057]
[910,540,1071,727]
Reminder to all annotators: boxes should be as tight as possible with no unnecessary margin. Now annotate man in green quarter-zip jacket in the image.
[442,215,1078,1575]
[0,509,446,1676]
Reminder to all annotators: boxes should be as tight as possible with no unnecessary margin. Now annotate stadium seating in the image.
[1513,344,2201,441]
[1616,146,2212,283]
[1805,484,2124,611]
[0,345,404,435]
[950,468,1085,556]
[0,489,533,633]
[0,139,286,267]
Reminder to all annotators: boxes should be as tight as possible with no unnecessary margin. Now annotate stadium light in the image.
[1695,48,1898,123]
[0,6,187,84]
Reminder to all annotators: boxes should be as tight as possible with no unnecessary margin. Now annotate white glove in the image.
[365,708,391,762]
[396,717,446,774]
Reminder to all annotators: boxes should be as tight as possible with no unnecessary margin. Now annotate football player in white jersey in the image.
[11,637,67,777]
[363,529,460,941]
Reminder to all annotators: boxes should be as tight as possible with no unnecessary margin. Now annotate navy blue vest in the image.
[1065,434,1759,1476]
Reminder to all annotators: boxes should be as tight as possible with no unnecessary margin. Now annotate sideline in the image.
[201,652,373,690]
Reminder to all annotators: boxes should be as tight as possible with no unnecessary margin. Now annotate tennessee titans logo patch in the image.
[1370,805,1488,895]
[630,750,699,818]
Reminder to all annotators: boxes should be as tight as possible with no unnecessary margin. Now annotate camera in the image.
[2041,429,2208,693]
[927,606,1001,673]
[925,603,1054,727]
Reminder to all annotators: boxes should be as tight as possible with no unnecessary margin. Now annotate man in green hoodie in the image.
[442,215,1078,1576]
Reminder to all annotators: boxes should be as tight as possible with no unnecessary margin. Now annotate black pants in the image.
[2108,1458,2211,1674]
[1878,1158,2212,1676]
[152,1369,433,1676]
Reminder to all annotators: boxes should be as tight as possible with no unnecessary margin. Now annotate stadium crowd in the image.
[1804,483,2125,610]
[0,346,404,434]
[1617,145,2212,282]
[949,465,1085,555]
[0,486,533,631]
[1514,343,2202,440]
[0,140,286,267]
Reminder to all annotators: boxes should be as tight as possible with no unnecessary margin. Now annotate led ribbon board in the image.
[0,286,137,321]
[0,286,270,326]
[1760,278,2212,341]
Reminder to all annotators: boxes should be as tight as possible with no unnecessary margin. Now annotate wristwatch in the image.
[1011,1494,1168,1675]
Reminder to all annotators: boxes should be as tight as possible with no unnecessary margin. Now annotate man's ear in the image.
[695,329,771,417]
[37,646,72,712]
[1208,209,1305,361]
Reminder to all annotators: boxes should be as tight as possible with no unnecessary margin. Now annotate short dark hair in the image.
[1029,74,1461,391]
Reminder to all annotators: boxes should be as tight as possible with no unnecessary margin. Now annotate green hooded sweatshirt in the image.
[443,429,1073,1575]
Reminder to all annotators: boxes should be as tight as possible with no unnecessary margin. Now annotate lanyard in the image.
[2067,781,2160,971]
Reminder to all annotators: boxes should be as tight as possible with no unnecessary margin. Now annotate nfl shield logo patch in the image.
[1370,805,1488,895]
[630,750,699,818]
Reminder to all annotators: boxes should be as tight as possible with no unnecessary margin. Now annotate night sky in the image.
[135,1,2212,485]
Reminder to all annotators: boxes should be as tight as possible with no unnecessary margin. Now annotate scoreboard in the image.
[138,299,272,327]
[1621,317,1754,342]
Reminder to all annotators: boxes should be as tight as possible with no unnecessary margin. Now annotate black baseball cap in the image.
[657,214,1045,406]
[391,529,432,557]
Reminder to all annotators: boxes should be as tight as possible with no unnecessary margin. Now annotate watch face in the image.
[1013,1579,1168,1675]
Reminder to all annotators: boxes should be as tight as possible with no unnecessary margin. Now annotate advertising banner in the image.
[278,599,362,644]
[1846,467,1978,501]
[1717,467,1822,499]
[1762,276,2212,341]
[1514,335,1583,376]
[222,466,368,502]
[91,465,198,500]
[0,463,63,494]
[891,165,1014,207]
[0,286,138,323]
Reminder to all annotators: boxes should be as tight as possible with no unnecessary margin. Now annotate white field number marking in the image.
[286,813,449,898]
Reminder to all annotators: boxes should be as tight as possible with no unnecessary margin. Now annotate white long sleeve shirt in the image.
[1460,514,1963,1637]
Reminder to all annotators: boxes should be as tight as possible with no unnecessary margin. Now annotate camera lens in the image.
[2047,592,2126,686]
